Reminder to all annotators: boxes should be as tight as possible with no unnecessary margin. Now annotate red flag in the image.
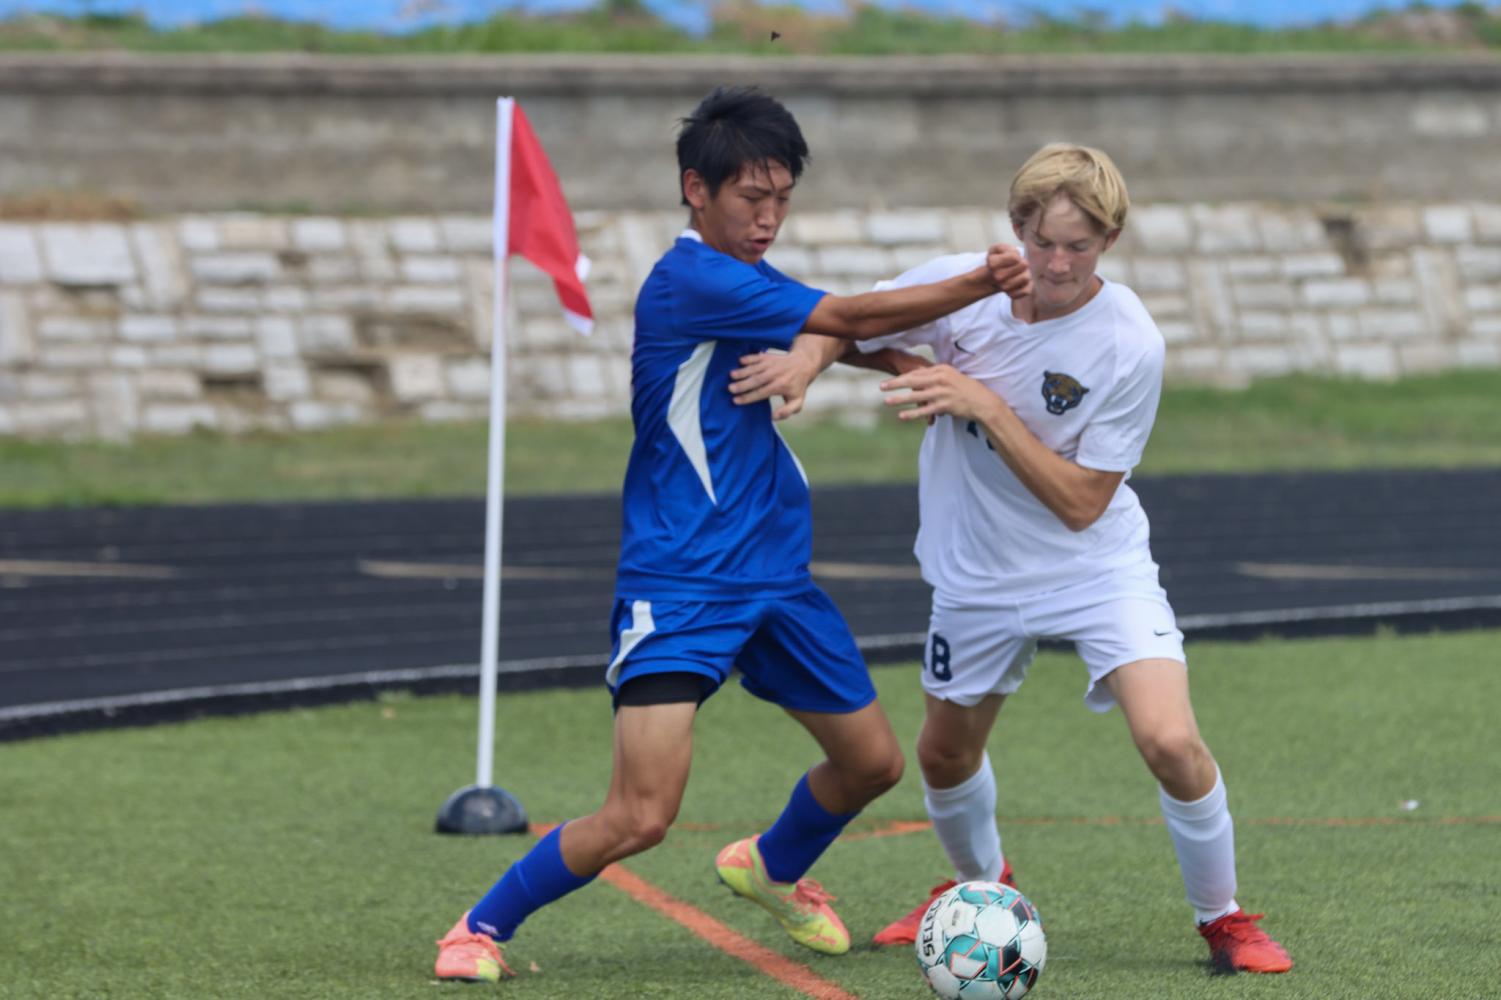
[506,102,593,335]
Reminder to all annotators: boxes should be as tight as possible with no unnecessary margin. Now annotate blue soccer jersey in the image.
[615,230,827,601]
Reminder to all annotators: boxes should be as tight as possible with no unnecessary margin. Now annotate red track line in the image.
[600,864,860,1000]
[840,820,932,841]
[529,824,859,1000]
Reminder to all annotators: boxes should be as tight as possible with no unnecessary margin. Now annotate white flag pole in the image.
[475,95,513,791]
[435,96,526,835]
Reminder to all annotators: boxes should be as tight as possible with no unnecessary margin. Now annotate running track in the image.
[3,469,1500,739]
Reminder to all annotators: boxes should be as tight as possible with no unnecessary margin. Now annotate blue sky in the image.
[0,0,1464,34]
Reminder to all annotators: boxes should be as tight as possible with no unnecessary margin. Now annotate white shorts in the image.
[922,565,1186,713]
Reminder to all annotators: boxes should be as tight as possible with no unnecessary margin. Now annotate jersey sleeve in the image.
[1075,336,1165,473]
[673,254,826,349]
[855,252,987,354]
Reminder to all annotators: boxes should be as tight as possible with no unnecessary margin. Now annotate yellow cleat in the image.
[716,836,851,956]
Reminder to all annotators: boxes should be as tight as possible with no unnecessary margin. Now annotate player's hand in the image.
[880,364,1002,424]
[986,243,1033,301]
[731,350,819,421]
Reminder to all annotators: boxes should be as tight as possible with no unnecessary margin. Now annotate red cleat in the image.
[1198,910,1293,974]
[871,860,1017,947]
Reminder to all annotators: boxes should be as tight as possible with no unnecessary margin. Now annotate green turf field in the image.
[4,370,1501,508]
[3,628,1498,998]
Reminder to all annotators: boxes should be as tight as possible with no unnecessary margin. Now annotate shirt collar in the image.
[679,228,704,243]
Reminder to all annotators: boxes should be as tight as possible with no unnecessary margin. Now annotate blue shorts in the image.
[606,587,876,715]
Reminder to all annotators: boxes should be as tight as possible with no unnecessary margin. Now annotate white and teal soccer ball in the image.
[916,881,1047,1000]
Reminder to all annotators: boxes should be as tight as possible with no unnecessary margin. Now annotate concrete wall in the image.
[3,201,1499,440]
[2,53,1500,438]
[3,53,1501,212]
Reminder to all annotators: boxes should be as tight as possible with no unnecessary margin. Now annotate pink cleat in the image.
[435,911,514,983]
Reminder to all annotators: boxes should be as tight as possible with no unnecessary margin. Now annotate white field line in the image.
[1234,561,1499,582]
[356,558,924,582]
[362,558,1497,586]
[0,559,180,580]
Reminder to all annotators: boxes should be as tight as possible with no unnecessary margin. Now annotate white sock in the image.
[1159,768,1239,925]
[924,752,1004,884]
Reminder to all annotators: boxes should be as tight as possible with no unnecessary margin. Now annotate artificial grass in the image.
[3,628,1498,998]
[5,370,1501,507]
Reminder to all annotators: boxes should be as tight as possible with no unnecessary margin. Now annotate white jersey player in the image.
[729,143,1292,974]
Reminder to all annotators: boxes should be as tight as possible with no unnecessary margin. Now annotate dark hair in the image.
[676,86,809,207]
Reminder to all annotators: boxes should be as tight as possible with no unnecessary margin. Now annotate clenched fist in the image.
[985,243,1032,301]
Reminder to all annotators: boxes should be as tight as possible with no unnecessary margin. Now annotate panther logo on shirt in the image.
[1041,371,1089,415]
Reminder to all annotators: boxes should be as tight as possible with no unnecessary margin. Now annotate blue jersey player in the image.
[434,85,1033,983]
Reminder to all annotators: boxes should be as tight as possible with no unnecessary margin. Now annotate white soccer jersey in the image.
[860,252,1167,604]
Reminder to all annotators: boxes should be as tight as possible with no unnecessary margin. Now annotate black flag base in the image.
[436,784,529,835]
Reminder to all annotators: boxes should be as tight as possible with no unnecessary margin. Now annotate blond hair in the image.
[1008,143,1129,234]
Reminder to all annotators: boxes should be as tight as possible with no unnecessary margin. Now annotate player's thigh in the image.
[737,587,876,715]
[604,700,699,821]
[605,597,757,698]
[564,700,698,867]
[921,600,1036,709]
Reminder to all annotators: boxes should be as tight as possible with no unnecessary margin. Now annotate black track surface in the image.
[3,469,1499,739]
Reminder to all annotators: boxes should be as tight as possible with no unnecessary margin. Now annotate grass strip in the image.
[5,370,1501,508]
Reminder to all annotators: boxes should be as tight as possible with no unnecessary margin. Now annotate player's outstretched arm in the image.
[730,335,929,420]
[729,246,1023,420]
[804,244,1031,341]
[883,365,1123,531]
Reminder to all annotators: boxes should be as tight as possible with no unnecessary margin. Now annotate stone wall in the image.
[3,52,1499,438]
[4,53,1501,212]
[2,201,1499,439]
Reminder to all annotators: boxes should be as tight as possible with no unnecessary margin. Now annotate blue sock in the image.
[467,824,595,941]
[757,773,859,884]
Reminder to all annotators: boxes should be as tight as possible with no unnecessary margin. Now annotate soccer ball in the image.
[916,881,1047,999]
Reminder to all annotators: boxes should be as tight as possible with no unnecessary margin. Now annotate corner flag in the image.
[437,97,591,836]
[507,104,594,336]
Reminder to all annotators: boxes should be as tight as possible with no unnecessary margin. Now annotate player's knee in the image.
[916,734,983,787]
[1137,727,1207,780]
[598,804,674,856]
[870,747,906,794]
[629,818,671,853]
[841,745,905,804]
[615,816,671,856]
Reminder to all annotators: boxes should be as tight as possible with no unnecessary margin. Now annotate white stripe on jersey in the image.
[667,340,718,504]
